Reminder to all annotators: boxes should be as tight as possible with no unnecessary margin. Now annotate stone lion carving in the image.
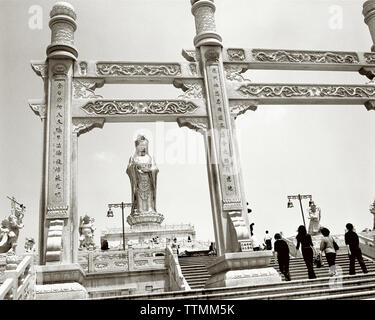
[79,215,96,250]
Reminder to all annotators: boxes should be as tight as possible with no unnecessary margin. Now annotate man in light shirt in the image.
[264,230,272,250]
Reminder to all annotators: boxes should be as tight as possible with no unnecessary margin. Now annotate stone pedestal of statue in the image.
[127,212,164,227]
[205,251,281,289]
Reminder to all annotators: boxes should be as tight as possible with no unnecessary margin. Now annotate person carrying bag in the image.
[319,227,337,276]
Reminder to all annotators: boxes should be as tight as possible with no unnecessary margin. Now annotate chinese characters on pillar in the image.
[47,70,68,210]
[206,52,242,211]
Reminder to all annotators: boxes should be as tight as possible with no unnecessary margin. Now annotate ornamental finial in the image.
[47,1,78,59]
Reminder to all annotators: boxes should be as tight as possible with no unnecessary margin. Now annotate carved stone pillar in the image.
[28,101,48,264]
[190,0,280,288]
[42,2,78,265]
[190,0,222,47]
[191,0,250,254]
[363,1,375,52]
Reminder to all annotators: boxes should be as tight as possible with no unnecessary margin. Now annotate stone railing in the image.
[80,247,166,273]
[359,233,375,246]
[0,255,7,282]
[165,246,190,291]
[178,239,211,251]
[0,255,35,300]
[132,247,165,270]
[359,233,375,259]
[102,223,195,235]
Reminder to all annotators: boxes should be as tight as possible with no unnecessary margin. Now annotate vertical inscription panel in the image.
[205,50,242,211]
[47,63,70,219]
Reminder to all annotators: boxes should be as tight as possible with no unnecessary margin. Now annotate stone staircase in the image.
[178,256,218,290]
[178,253,375,288]
[271,253,375,281]
[105,253,375,300]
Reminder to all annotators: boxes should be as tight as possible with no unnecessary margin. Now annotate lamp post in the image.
[106,202,132,251]
[287,194,313,229]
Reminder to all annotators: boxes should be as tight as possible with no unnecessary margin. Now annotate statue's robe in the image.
[127,154,158,215]
[308,208,321,235]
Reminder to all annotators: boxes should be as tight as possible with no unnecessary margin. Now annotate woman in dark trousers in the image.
[319,227,337,276]
[296,225,317,279]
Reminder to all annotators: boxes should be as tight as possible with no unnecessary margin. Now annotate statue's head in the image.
[82,214,91,224]
[25,238,35,249]
[1,219,9,228]
[135,135,149,156]
[310,201,316,211]
[8,214,17,227]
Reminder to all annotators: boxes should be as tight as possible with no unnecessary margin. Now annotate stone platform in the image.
[205,251,281,289]
[101,223,196,250]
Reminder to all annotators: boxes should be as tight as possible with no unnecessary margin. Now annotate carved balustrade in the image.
[359,234,375,260]
[132,248,166,270]
[359,233,375,246]
[0,255,35,300]
[81,247,166,273]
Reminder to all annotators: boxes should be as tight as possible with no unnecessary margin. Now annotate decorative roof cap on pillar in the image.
[47,1,78,60]
[50,1,77,20]
[190,0,222,48]
[363,0,375,52]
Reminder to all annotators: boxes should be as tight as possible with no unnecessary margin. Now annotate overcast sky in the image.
[1,0,375,253]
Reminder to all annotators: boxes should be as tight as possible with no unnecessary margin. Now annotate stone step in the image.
[180,264,208,269]
[296,289,375,300]
[177,253,375,298]
[180,263,375,282]
[270,255,371,267]
[183,271,209,276]
[270,260,371,269]
[184,275,210,282]
[277,271,374,281]
[243,282,375,300]
[275,264,375,274]
[274,265,375,276]
[186,279,208,286]
[108,272,375,300]
[183,272,210,278]
[193,277,375,300]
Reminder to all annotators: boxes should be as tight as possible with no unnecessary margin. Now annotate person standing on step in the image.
[296,225,317,279]
[345,223,368,275]
[264,230,272,250]
[274,233,291,281]
[319,227,337,276]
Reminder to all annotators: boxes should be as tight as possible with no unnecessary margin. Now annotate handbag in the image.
[333,239,339,251]
[314,253,322,268]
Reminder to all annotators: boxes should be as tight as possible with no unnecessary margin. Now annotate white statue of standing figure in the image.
[308,201,321,236]
[126,135,164,226]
